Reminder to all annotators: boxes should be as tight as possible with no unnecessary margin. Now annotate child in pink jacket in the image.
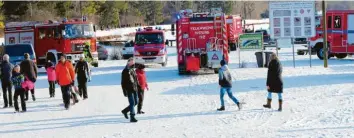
[45,60,56,98]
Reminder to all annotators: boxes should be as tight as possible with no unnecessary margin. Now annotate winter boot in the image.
[263,99,272,109]
[236,102,242,110]
[137,111,145,114]
[278,100,283,111]
[65,104,70,110]
[122,111,129,119]
[217,106,225,111]
[32,94,36,101]
[130,115,138,123]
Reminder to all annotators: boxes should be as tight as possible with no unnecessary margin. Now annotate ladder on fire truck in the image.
[211,13,225,52]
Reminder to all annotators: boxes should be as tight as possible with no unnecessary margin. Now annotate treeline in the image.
[0,1,262,29]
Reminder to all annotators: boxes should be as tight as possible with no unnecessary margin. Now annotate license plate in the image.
[145,59,153,62]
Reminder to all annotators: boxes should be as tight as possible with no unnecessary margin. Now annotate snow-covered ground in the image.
[0,44,353,138]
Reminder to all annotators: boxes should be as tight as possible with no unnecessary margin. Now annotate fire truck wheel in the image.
[316,48,330,60]
[335,53,347,59]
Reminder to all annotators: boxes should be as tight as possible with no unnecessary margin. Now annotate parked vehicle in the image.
[4,44,36,65]
[309,10,354,60]
[97,45,108,60]
[133,27,168,66]
[255,29,271,45]
[226,15,243,51]
[174,8,230,74]
[122,41,134,59]
[4,17,98,67]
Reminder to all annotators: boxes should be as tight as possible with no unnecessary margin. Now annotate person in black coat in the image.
[1,54,14,108]
[20,53,38,101]
[75,55,91,99]
[263,53,283,111]
[121,57,139,123]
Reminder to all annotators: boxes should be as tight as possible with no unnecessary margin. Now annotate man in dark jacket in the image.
[1,54,14,108]
[75,55,90,99]
[263,53,283,111]
[121,57,139,123]
[20,53,38,101]
[217,60,241,111]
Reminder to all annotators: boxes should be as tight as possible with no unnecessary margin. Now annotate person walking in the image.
[75,55,90,99]
[121,58,139,123]
[1,54,14,108]
[20,53,37,101]
[136,64,148,114]
[263,53,284,111]
[45,60,56,98]
[12,65,26,112]
[217,60,241,111]
[56,55,75,109]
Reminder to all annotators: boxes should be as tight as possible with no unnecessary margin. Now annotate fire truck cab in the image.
[309,10,354,60]
[226,15,242,51]
[176,8,229,74]
[134,27,168,66]
[4,18,98,67]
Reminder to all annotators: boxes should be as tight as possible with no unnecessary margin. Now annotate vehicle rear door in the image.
[330,13,345,52]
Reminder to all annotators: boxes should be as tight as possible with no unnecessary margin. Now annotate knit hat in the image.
[137,63,145,69]
[220,60,226,66]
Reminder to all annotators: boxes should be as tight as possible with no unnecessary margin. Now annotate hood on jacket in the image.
[220,65,229,71]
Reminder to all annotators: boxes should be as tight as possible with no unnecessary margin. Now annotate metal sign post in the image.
[275,39,279,56]
[291,38,295,68]
[309,42,312,67]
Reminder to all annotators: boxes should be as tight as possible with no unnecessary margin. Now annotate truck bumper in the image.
[135,55,167,64]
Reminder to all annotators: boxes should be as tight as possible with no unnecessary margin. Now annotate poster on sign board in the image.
[239,33,263,50]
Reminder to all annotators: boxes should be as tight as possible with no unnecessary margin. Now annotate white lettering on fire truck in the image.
[191,26,213,31]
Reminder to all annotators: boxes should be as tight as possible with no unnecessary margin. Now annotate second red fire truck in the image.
[4,18,98,67]
[309,10,354,60]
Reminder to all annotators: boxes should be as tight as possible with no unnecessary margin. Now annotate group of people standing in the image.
[1,53,37,112]
[0,53,91,112]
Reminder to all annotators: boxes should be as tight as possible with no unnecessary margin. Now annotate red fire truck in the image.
[309,10,354,60]
[176,8,229,74]
[226,15,242,51]
[4,18,98,67]
[133,27,168,66]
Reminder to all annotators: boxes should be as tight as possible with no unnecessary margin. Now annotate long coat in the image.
[266,59,283,93]
[20,59,38,82]
[121,66,139,96]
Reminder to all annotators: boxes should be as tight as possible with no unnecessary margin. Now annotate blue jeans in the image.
[220,87,239,106]
[122,92,139,115]
[267,92,283,100]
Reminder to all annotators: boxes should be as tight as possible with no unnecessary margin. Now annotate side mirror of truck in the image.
[165,40,169,46]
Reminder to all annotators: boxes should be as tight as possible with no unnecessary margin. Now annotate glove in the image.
[71,81,75,86]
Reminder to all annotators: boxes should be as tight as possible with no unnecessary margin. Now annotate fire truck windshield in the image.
[63,24,95,39]
[135,33,163,45]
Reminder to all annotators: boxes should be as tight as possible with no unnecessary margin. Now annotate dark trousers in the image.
[25,89,35,100]
[138,91,144,112]
[122,92,138,115]
[2,81,13,106]
[14,88,26,111]
[48,81,55,96]
[61,85,71,106]
[78,80,87,98]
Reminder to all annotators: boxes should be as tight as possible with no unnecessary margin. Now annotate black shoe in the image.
[130,115,138,123]
[75,100,79,103]
[217,106,225,111]
[9,105,13,107]
[25,98,28,101]
[236,103,242,110]
[14,110,20,113]
[32,94,36,101]
[122,111,129,119]
[3,105,8,108]
[21,110,27,113]
[65,104,70,110]
[83,98,88,100]
[137,111,145,114]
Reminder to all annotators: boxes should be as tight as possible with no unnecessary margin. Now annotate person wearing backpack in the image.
[217,60,242,111]
[1,54,14,108]
[56,55,75,110]
[75,55,91,99]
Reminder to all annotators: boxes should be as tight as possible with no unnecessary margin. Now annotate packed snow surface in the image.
[0,44,353,138]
